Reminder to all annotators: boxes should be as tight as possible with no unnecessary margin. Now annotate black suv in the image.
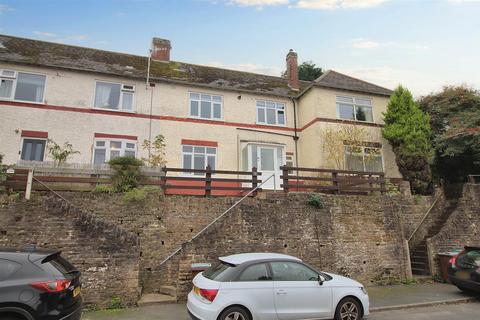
[0,248,82,320]
[448,246,480,293]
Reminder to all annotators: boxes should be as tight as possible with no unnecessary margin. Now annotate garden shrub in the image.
[108,156,144,192]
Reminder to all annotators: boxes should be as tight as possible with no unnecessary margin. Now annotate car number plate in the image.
[73,286,81,297]
[456,271,470,280]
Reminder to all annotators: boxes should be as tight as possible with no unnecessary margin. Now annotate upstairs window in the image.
[0,69,46,103]
[345,146,383,172]
[336,96,373,123]
[182,145,217,175]
[94,81,135,111]
[93,139,137,164]
[189,92,222,120]
[256,100,285,126]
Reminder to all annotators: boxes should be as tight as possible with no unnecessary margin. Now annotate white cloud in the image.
[33,32,88,43]
[34,31,57,38]
[205,61,283,76]
[226,0,289,7]
[447,0,480,3]
[295,0,387,9]
[351,38,428,50]
[0,4,13,13]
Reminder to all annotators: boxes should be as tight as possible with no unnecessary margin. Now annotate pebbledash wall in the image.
[1,189,438,305]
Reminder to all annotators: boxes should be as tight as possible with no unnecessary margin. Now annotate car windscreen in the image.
[202,261,235,282]
[457,249,480,269]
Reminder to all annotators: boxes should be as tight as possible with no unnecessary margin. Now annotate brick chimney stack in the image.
[151,37,171,61]
[286,49,299,91]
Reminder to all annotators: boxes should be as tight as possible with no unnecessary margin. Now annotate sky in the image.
[0,0,479,96]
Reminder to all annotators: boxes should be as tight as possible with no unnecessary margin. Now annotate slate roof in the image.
[314,70,393,96]
[0,34,392,98]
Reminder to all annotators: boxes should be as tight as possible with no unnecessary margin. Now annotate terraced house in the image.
[0,34,401,189]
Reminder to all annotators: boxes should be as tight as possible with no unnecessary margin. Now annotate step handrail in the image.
[407,196,439,243]
[158,173,276,267]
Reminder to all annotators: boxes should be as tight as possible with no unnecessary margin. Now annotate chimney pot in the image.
[151,37,171,62]
[286,49,299,91]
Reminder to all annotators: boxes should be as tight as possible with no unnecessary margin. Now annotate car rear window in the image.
[41,254,78,277]
[202,261,235,281]
[457,249,480,269]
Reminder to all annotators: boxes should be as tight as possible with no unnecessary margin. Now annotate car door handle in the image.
[276,290,287,295]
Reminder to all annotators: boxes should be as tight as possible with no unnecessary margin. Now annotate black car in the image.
[0,247,82,320]
[448,246,480,293]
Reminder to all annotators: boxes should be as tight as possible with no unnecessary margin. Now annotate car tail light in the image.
[30,279,71,293]
[449,250,465,268]
[197,287,218,302]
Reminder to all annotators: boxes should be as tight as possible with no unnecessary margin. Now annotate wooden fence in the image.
[161,165,261,196]
[281,166,386,195]
[468,175,480,184]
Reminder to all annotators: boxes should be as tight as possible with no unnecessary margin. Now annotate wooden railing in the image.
[468,175,480,184]
[281,166,386,194]
[161,165,262,196]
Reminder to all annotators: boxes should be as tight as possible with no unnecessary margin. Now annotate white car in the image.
[187,253,369,320]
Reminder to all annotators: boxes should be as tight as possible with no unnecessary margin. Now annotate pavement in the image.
[82,283,480,320]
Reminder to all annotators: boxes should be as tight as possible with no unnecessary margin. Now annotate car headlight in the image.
[360,287,368,295]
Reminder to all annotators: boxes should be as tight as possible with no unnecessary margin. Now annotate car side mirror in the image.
[318,274,325,285]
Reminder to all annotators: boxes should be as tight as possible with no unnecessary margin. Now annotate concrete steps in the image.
[137,293,177,307]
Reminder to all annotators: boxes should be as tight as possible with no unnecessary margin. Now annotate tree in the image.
[142,134,167,167]
[322,125,373,170]
[47,140,80,166]
[418,86,480,182]
[282,61,323,81]
[383,86,433,194]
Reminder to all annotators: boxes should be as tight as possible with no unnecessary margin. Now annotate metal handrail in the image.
[407,196,439,242]
[158,173,276,267]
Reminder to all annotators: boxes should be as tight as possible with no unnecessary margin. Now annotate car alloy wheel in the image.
[225,311,246,320]
[339,301,359,320]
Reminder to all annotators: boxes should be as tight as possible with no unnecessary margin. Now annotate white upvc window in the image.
[182,145,217,175]
[94,81,135,112]
[344,146,384,172]
[0,69,46,103]
[256,100,286,126]
[93,139,137,164]
[336,96,373,123]
[189,92,223,120]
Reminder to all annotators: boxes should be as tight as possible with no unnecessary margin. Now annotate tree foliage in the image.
[383,86,433,194]
[282,61,323,81]
[142,134,167,167]
[108,156,144,192]
[47,140,80,166]
[418,86,480,182]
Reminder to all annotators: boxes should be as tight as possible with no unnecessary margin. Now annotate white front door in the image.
[244,144,284,190]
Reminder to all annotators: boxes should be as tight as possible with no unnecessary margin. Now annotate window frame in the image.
[188,91,224,121]
[93,80,136,113]
[19,137,48,162]
[256,100,287,127]
[92,138,137,164]
[344,145,384,173]
[181,144,218,176]
[0,69,47,104]
[336,96,374,123]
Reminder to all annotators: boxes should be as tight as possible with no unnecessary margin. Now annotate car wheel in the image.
[218,306,251,320]
[335,297,362,320]
[456,286,475,295]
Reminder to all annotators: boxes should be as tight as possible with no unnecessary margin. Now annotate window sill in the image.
[188,116,224,122]
[0,98,45,105]
[255,122,287,128]
[336,118,375,125]
[93,107,136,114]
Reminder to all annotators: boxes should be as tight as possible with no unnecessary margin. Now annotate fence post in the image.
[468,175,474,184]
[205,165,212,197]
[332,171,339,194]
[282,166,289,193]
[25,168,33,200]
[252,167,258,197]
[380,173,386,194]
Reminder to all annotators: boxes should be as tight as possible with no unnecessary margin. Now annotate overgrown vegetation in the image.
[92,185,115,194]
[108,156,144,192]
[141,134,167,167]
[0,154,6,189]
[47,140,80,166]
[306,194,325,209]
[383,86,433,194]
[418,86,480,182]
[107,296,123,310]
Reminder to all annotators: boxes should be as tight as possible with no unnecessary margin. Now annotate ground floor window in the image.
[93,139,137,164]
[182,145,217,175]
[344,146,383,172]
[21,138,46,161]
